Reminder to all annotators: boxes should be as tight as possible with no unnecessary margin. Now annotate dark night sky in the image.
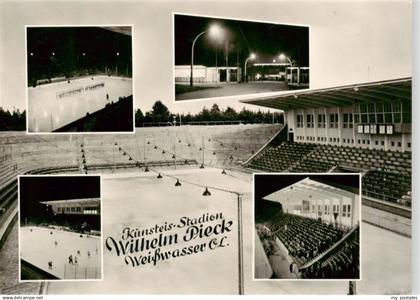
[174,14,309,67]
[254,174,360,212]
[20,176,100,218]
[26,26,132,81]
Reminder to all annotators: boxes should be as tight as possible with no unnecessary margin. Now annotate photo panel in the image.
[26,25,134,133]
[253,173,361,281]
[18,175,102,281]
[173,13,309,101]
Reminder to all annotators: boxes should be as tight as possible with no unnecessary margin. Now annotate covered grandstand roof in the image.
[263,177,358,206]
[40,198,100,206]
[241,77,411,110]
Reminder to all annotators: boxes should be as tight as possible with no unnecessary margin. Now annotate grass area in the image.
[175,84,221,95]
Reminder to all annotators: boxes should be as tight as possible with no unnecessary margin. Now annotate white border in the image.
[251,172,362,282]
[17,174,104,282]
[171,12,311,104]
[25,24,135,135]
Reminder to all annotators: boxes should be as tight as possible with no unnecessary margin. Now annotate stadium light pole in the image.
[236,192,244,295]
[115,52,120,74]
[190,24,223,87]
[244,53,256,83]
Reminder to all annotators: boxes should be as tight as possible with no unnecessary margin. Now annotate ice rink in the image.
[20,226,102,280]
[27,76,132,132]
[44,168,411,294]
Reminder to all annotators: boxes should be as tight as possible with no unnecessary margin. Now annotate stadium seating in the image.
[301,227,359,279]
[264,213,344,266]
[247,142,412,206]
[258,211,359,279]
[77,125,282,168]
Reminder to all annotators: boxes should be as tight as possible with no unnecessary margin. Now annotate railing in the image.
[300,224,359,270]
[63,264,101,280]
[140,121,282,127]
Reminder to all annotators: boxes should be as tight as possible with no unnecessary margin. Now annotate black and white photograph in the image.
[26,26,134,133]
[254,174,360,280]
[174,14,309,101]
[19,175,102,281]
[0,0,416,297]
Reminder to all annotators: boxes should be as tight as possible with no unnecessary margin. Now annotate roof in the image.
[101,26,132,36]
[263,177,358,206]
[40,198,100,206]
[240,77,411,111]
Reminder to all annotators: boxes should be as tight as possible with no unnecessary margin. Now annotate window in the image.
[375,140,378,145]
[381,141,385,146]
[297,114,304,128]
[317,114,326,128]
[408,142,411,148]
[343,113,353,128]
[306,114,314,128]
[398,142,402,147]
[342,205,346,217]
[391,141,395,147]
[347,205,351,217]
[329,113,338,128]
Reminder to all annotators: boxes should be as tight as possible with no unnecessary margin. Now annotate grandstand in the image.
[254,175,360,280]
[243,78,412,235]
[0,72,414,293]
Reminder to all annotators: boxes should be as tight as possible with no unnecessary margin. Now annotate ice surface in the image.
[44,168,410,294]
[20,226,102,280]
[27,76,132,132]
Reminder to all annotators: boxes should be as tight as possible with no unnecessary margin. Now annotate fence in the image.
[63,263,101,279]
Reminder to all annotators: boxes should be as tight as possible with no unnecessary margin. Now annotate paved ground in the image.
[175,81,290,100]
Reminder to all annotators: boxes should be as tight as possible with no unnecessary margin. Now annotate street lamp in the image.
[279,53,292,66]
[190,24,223,87]
[244,53,256,83]
[279,53,293,83]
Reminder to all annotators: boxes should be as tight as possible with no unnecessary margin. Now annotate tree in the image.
[135,109,144,126]
[151,100,170,123]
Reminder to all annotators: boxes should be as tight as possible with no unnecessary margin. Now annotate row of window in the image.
[57,206,82,213]
[295,136,411,148]
[310,204,352,218]
[296,113,353,129]
[55,206,99,214]
[296,104,411,129]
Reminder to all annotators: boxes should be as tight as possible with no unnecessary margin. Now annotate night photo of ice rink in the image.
[26,26,133,133]
[19,175,102,281]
